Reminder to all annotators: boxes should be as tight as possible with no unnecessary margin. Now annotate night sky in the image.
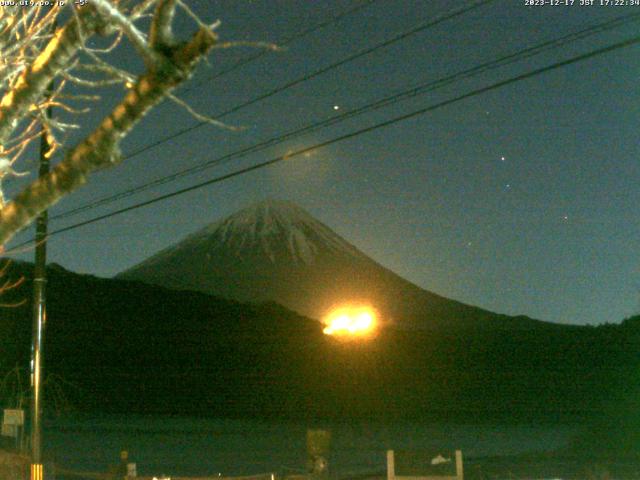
[7,0,640,326]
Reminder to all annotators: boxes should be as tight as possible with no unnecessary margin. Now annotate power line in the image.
[14,33,639,249]
[52,11,640,221]
[179,0,379,95]
[119,0,496,161]
[26,1,379,222]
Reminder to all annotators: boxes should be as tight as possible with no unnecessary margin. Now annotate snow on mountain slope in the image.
[187,199,367,264]
[118,200,545,329]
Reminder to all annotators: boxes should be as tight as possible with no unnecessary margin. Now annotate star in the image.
[333,105,340,110]
[500,156,506,161]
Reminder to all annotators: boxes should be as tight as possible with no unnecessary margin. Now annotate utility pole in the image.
[30,70,53,480]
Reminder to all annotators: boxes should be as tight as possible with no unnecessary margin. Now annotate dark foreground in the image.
[1,451,638,480]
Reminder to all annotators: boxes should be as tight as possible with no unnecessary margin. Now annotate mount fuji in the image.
[119,199,545,330]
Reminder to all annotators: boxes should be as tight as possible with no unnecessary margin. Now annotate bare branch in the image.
[83,29,124,54]
[76,46,137,85]
[130,0,160,21]
[41,101,91,115]
[91,0,158,66]
[56,93,102,102]
[176,0,219,32]
[0,7,102,146]
[150,0,177,48]
[0,22,218,245]
[45,118,81,131]
[212,40,280,51]
[61,70,125,88]
[167,93,240,131]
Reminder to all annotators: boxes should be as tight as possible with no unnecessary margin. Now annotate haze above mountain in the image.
[119,199,546,330]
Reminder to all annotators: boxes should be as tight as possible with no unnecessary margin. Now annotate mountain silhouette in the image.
[1,259,638,431]
[119,199,546,330]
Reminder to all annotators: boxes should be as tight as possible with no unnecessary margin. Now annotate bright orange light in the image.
[322,306,377,337]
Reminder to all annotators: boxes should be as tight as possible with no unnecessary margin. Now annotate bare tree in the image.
[0,0,231,247]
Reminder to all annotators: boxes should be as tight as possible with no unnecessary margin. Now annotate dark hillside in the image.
[1,261,638,425]
[119,200,555,332]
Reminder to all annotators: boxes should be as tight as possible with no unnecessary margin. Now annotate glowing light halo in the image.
[322,305,378,338]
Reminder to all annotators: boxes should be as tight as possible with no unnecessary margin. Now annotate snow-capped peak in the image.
[219,199,366,264]
[176,199,367,265]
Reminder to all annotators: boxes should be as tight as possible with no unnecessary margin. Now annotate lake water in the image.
[41,415,581,478]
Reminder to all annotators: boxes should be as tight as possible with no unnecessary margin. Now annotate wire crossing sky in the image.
[15,30,640,245]
[50,11,640,221]
[7,0,640,326]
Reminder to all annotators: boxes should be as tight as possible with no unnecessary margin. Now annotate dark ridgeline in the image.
[1,259,638,422]
[0,200,638,458]
[117,199,546,331]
